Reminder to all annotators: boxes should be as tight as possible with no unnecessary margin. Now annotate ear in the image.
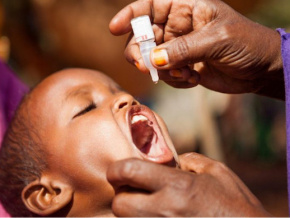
[22,175,73,216]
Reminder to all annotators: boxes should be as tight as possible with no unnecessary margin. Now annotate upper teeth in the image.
[131,114,148,124]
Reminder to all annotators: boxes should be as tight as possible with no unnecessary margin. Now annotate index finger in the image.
[109,0,153,35]
[109,0,173,35]
[107,158,182,192]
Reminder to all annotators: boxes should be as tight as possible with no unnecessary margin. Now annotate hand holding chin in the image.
[107,153,270,217]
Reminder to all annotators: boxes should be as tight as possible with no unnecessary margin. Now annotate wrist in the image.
[266,29,283,79]
[254,27,284,100]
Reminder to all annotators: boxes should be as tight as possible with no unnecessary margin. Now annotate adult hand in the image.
[107,152,270,217]
[110,0,284,99]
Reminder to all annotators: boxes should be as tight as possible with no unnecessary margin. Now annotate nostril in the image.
[118,100,138,109]
[119,102,128,109]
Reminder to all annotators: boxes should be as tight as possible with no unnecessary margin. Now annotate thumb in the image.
[151,27,217,69]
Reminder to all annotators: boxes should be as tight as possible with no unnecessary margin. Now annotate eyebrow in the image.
[65,85,93,101]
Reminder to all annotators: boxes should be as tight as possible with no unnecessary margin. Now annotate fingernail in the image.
[170,70,182,77]
[134,61,141,71]
[152,49,169,66]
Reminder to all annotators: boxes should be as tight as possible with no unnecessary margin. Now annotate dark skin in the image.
[107,0,285,216]
[107,153,270,217]
[109,0,284,99]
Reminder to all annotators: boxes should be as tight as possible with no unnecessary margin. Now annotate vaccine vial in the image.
[131,15,159,84]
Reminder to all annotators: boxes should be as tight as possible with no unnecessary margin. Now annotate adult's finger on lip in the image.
[107,158,178,192]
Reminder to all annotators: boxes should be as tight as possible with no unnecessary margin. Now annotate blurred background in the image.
[1,0,289,216]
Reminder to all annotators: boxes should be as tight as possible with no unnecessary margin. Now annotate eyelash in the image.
[73,102,96,119]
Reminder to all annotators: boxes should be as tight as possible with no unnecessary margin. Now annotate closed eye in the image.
[73,102,96,119]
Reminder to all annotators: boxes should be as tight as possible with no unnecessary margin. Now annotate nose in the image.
[112,92,138,112]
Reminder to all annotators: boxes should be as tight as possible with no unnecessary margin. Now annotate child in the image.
[0,68,179,217]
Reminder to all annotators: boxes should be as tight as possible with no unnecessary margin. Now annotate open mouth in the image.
[129,105,175,166]
[131,114,155,154]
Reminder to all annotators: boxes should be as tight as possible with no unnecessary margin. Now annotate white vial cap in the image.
[131,15,154,43]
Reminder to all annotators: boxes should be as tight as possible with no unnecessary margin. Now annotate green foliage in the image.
[248,0,290,28]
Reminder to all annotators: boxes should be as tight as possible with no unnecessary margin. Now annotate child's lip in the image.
[127,105,175,166]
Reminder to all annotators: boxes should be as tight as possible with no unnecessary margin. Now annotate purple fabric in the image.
[0,60,28,217]
[278,28,290,215]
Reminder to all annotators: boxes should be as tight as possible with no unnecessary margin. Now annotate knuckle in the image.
[170,36,190,63]
[218,24,232,41]
[118,159,141,180]
[172,173,194,190]
[216,21,240,45]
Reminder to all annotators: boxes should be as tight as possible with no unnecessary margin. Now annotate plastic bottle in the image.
[131,15,159,84]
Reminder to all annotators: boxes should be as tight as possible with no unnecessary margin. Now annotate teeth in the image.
[131,114,148,124]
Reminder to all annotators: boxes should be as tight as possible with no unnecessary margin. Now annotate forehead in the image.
[25,69,120,122]
[32,69,119,101]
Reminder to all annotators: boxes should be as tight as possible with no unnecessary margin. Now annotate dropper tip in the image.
[150,68,159,84]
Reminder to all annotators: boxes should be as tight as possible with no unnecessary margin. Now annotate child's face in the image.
[25,69,178,216]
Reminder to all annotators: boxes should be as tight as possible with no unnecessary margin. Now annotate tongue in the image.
[131,120,154,152]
